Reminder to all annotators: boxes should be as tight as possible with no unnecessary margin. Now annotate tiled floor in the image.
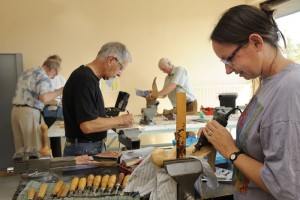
[0,173,20,199]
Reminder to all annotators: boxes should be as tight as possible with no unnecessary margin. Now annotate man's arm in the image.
[39,87,64,104]
[79,114,134,134]
[158,83,177,98]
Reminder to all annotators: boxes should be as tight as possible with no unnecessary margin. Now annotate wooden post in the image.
[175,92,187,158]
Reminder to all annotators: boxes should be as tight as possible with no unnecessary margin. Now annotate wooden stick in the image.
[176,92,187,158]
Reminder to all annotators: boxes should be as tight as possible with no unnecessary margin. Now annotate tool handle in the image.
[87,174,95,188]
[122,174,131,189]
[60,184,70,198]
[78,177,87,191]
[93,175,102,189]
[52,180,64,196]
[108,174,117,188]
[101,174,109,189]
[37,183,48,200]
[116,173,125,186]
[70,176,79,192]
[193,131,210,152]
[27,187,35,200]
[56,183,65,198]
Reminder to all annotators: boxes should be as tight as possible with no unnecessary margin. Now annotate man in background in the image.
[11,56,63,152]
[147,57,197,113]
[42,55,66,157]
[63,42,134,156]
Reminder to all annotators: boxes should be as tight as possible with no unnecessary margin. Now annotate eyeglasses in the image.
[113,57,124,72]
[220,42,246,66]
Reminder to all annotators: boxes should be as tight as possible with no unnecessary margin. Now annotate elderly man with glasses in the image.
[62,42,134,157]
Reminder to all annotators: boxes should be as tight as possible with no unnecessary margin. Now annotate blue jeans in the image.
[63,139,106,156]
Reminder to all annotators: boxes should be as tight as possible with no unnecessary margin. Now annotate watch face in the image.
[230,154,236,160]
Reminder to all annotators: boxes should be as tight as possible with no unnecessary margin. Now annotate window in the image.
[276,11,300,63]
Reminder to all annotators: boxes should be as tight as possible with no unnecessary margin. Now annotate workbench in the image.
[48,114,238,153]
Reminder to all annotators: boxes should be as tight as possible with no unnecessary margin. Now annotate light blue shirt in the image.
[12,66,52,110]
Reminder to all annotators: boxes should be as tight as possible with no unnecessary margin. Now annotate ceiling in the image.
[272,0,300,18]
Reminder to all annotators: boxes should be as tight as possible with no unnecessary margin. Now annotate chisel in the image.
[56,183,65,198]
[78,177,87,195]
[37,183,48,200]
[107,174,117,194]
[85,174,94,196]
[27,187,35,200]
[120,174,131,195]
[115,173,125,194]
[68,176,79,197]
[100,174,109,194]
[92,175,102,194]
[51,180,64,197]
[59,184,70,198]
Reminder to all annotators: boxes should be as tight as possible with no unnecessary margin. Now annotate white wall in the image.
[0,0,250,115]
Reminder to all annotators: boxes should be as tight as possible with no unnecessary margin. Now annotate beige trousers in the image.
[11,106,46,152]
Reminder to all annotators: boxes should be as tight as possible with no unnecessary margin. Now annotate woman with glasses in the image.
[199,4,300,200]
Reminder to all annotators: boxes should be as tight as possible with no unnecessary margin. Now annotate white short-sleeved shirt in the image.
[164,66,196,107]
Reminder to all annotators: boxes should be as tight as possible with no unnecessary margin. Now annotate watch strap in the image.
[230,150,243,163]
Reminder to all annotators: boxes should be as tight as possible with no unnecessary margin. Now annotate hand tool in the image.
[78,177,87,195]
[68,176,79,197]
[59,184,70,198]
[119,174,131,196]
[192,107,241,153]
[92,175,102,194]
[56,183,65,198]
[107,174,117,194]
[27,187,35,200]
[86,174,94,195]
[121,174,131,190]
[86,174,94,189]
[115,173,125,194]
[51,179,64,197]
[100,174,109,194]
[37,183,48,200]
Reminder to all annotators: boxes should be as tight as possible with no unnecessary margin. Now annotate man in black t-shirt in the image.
[63,42,134,156]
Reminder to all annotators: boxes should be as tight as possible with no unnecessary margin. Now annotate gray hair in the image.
[97,42,132,63]
[159,57,171,66]
[47,54,62,63]
[43,58,61,69]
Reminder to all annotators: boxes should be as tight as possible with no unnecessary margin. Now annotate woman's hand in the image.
[202,120,239,159]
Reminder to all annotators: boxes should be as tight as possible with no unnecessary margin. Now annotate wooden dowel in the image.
[176,92,187,158]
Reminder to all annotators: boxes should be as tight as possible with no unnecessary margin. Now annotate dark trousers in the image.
[43,116,62,157]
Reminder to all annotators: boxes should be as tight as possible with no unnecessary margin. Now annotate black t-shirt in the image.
[62,65,107,141]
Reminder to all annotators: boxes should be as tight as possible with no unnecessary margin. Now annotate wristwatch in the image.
[229,150,243,163]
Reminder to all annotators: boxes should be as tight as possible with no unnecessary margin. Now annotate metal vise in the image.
[118,128,141,150]
[13,146,75,174]
[140,100,159,125]
[164,157,203,200]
